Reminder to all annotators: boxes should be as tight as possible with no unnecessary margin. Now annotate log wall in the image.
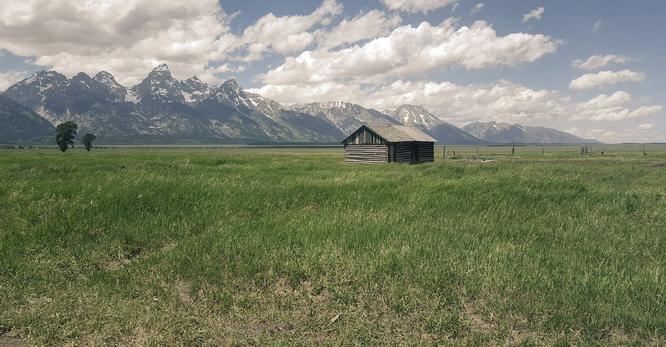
[345,144,388,163]
[389,142,434,163]
[417,142,435,163]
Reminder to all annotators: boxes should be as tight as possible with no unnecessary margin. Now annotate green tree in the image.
[82,133,97,151]
[55,121,78,152]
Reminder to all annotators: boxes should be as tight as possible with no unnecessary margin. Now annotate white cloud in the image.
[261,20,560,85]
[638,123,653,130]
[316,10,402,50]
[470,3,485,15]
[380,0,459,13]
[573,91,662,121]
[252,79,571,125]
[230,0,343,61]
[0,70,29,91]
[522,7,544,23]
[569,69,646,90]
[629,105,663,118]
[254,79,662,126]
[0,0,342,85]
[572,54,631,70]
[593,20,602,32]
[0,0,234,85]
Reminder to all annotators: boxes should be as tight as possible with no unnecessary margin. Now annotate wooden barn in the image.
[342,125,437,164]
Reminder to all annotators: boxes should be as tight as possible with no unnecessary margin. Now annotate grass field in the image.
[1,145,665,345]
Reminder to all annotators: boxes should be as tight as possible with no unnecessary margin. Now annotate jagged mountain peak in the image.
[326,101,357,109]
[94,71,118,83]
[145,64,174,80]
[184,75,205,85]
[131,64,184,104]
[71,72,92,83]
[385,104,442,129]
[94,71,114,78]
[93,71,123,88]
[289,100,399,135]
[73,72,91,79]
[179,76,210,104]
[221,78,241,92]
[181,76,208,89]
[17,70,68,86]
[152,64,170,73]
[396,104,429,112]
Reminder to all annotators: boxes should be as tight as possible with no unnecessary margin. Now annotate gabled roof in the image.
[349,124,437,143]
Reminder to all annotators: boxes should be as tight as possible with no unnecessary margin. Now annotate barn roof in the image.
[362,125,437,143]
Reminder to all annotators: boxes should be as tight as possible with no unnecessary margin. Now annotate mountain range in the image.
[0,65,597,144]
[463,121,599,144]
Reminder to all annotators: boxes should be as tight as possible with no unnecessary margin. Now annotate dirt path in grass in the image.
[0,337,24,347]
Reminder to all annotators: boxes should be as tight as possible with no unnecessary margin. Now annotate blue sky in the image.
[0,0,664,142]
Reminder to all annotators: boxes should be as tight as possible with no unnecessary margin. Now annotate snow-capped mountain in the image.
[93,71,127,103]
[384,105,442,129]
[3,65,343,143]
[179,76,210,104]
[199,79,343,142]
[463,121,599,144]
[383,104,484,144]
[2,65,600,144]
[4,71,69,117]
[130,64,186,105]
[4,69,151,138]
[291,101,399,135]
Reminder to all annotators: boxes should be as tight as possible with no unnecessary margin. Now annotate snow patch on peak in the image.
[94,71,121,87]
[125,89,139,104]
[22,72,39,85]
[387,104,441,129]
[94,71,115,81]
[153,64,170,72]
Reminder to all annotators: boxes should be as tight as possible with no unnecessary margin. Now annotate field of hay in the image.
[1,145,665,345]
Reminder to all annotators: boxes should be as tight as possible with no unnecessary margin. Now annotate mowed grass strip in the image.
[0,147,665,345]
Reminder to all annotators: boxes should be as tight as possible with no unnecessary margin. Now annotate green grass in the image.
[1,145,665,345]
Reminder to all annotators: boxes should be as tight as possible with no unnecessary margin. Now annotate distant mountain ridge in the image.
[1,65,598,144]
[463,121,599,144]
[383,105,485,145]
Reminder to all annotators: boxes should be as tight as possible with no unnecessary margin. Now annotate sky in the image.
[0,0,664,143]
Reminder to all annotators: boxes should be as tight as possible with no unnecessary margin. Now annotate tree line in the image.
[55,121,96,152]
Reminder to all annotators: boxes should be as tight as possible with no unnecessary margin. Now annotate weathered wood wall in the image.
[389,142,434,163]
[345,144,388,163]
[416,142,434,163]
[342,127,386,145]
[393,143,413,163]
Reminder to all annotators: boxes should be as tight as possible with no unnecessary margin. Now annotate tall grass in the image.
[1,147,665,345]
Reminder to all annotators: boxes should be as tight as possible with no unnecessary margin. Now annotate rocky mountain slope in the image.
[291,101,399,135]
[463,121,598,144]
[0,94,54,142]
[383,105,485,144]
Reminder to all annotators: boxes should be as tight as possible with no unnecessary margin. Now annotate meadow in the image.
[1,145,665,345]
